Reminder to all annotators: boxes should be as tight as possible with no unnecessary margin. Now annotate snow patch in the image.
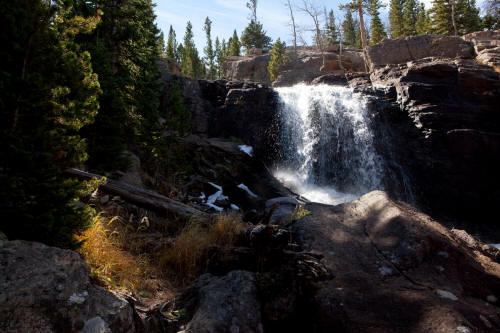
[69,291,88,304]
[237,183,258,198]
[456,326,471,333]
[230,204,240,211]
[436,289,458,301]
[486,295,497,303]
[238,145,253,157]
[490,244,500,250]
[437,251,449,258]
[379,266,392,276]
[206,203,224,212]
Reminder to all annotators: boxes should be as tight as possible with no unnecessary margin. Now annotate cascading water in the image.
[274,83,385,205]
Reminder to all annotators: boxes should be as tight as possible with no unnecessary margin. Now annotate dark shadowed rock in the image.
[0,240,135,332]
[173,271,263,333]
[369,57,500,223]
[291,191,500,333]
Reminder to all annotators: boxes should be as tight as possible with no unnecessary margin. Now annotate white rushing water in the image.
[274,84,384,205]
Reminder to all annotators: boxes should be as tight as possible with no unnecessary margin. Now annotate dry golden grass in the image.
[78,210,247,297]
[77,214,174,300]
[160,213,247,286]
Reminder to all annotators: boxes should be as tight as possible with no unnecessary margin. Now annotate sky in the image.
[153,0,485,54]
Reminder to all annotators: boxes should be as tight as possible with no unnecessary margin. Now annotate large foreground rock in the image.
[292,191,500,332]
[173,271,263,333]
[367,35,475,70]
[0,240,135,332]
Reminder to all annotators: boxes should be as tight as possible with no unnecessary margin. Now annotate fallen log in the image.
[66,168,210,223]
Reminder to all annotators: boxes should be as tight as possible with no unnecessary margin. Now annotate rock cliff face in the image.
[463,30,500,71]
[224,47,365,86]
[366,55,500,224]
[366,35,475,71]
[159,72,279,161]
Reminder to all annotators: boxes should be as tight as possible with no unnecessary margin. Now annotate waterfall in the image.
[274,83,385,205]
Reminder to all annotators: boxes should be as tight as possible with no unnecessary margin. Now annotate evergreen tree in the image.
[369,0,386,44]
[177,43,185,67]
[402,0,419,36]
[483,0,500,29]
[164,81,191,137]
[214,37,222,78]
[75,0,162,171]
[166,25,178,60]
[229,30,241,56]
[181,21,203,78]
[240,0,271,53]
[457,0,481,34]
[241,21,272,52]
[268,38,290,82]
[0,0,101,248]
[415,3,431,34]
[429,0,458,35]
[355,19,366,49]
[325,10,339,45]
[203,17,217,79]
[343,10,357,47]
[389,0,405,37]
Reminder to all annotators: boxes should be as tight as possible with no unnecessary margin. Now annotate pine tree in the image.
[166,25,178,60]
[457,0,481,34]
[0,0,101,248]
[402,0,419,36]
[214,37,222,78]
[75,0,163,171]
[241,21,272,52]
[415,3,431,34]
[325,10,339,45]
[229,30,241,56]
[181,21,203,78]
[389,0,405,37]
[429,0,456,35]
[369,0,386,44]
[268,38,290,82]
[164,81,191,137]
[343,10,357,47]
[203,17,217,79]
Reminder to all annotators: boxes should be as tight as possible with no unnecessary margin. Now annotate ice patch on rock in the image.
[436,289,458,301]
[69,291,88,304]
[238,145,254,157]
[230,204,240,211]
[379,266,392,276]
[238,183,258,198]
[456,326,471,333]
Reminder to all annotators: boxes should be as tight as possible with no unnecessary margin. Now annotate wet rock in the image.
[0,240,135,332]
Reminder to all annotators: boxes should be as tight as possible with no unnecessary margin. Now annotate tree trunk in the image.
[66,168,211,223]
[287,0,297,57]
[357,1,369,72]
[450,0,458,36]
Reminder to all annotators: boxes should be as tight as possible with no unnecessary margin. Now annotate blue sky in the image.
[153,0,483,53]
[153,0,393,52]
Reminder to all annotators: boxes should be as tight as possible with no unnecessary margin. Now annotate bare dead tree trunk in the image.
[450,0,458,36]
[300,0,325,66]
[286,0,297,57]
[357,0,370,72]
